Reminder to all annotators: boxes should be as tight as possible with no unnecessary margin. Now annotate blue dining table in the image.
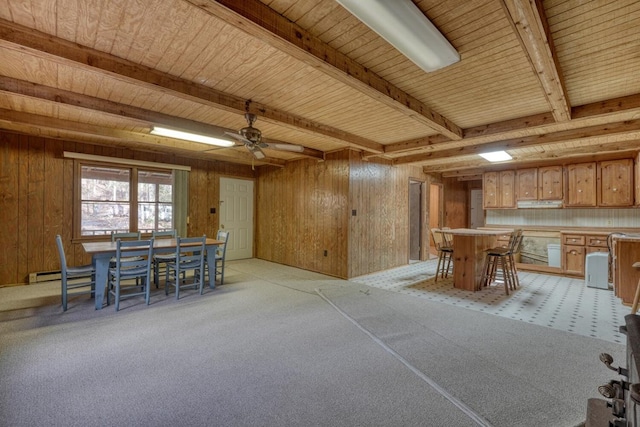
[82,237,224,309]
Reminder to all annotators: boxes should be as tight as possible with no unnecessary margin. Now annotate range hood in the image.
[517,200,563,209]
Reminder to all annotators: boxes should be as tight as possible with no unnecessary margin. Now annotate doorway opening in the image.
[409,180,423,262]
[429,183,443,259]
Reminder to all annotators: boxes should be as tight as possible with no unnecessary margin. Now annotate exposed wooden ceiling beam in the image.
[394,118,640,165]
[383,92,640,158]
[186,0,463,141]
[572,93,640,119]
[0,18,383,155]
[0,108,288,167]
[0,76,326,162]
[501,0,570,122]
[423,144,640,174]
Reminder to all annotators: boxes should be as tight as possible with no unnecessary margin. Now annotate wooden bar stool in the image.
[631,262,640,314]
[431,229,453,282]
[481,229,522,295]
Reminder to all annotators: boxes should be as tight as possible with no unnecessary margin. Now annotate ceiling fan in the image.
[224,113,305,159]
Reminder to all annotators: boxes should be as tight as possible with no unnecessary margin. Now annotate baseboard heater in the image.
[28,270,62,284]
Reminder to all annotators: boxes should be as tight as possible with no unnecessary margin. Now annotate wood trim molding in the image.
[63,151,192,171]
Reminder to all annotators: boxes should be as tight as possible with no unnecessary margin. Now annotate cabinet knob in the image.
[549,190,552,193]
[613,188,618,192]
[578,189,582,193]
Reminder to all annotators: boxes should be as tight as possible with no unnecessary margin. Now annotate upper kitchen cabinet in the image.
[483,170,515,209]
[566,162,596,207]
[598,158,634,206]
[538,166,564,200]
[516,168,538,200]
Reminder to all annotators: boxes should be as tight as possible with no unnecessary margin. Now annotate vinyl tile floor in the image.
[351,259,628,344]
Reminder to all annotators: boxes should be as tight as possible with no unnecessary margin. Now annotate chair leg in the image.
[114,281,120,311]
[62,281,68,312]
[480,255,492,288]
[435,252,443,282]
[444,253,452,278]
[509,254,520,289]
[631,277,640,314]
[145,275,151,305]
[497,257,509,296]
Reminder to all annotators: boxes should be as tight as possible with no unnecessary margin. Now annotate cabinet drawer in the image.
[563,235,585,245]
[587,247,609,254]
[586,236,608,248]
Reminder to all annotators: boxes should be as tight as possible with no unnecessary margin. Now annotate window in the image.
[79,164,173,237]
[137,170,173,233]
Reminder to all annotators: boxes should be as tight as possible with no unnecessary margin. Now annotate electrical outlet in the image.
[606,219,612,226]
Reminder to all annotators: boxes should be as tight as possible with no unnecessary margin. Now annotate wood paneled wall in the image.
[256,151,351,278]
[0,131,253,286]
[1,130,470,286]
[256,150,431,279]
[442,177,469,229]
[349,153,429,277]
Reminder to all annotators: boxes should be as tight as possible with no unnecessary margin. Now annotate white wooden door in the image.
[470,189,484,229]
[219,177,254,260]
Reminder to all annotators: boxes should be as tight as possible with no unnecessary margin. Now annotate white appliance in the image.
[585,252,609,289]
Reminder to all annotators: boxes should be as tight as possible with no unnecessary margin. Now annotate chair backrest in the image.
[111,231,141,242]
[511,232,524,255]
[430,229,447,251]
[175,235,206,269]
[152,229,177,239]
[216,230,230,258]
[507,229,523,253]
[113,238,154,274]
[55,235,68,273]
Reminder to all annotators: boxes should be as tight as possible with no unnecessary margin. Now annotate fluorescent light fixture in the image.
[335,0,459,72]
[479,151,513,162]
[151,126,235,147]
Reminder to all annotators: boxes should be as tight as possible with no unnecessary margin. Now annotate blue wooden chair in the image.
[55,235,95,311]
[107,238,154,311]
[151,229,177,287]
[213,230,230,285]
[165,236,206,299]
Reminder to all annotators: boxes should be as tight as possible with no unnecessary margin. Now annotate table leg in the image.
[452,235,497,291]
[206,244,218,289]
[93,255,110,310]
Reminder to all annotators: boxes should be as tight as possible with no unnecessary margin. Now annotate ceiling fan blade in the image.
[246,144,266,160]
[264,143,305,152]
[224,131,251,145]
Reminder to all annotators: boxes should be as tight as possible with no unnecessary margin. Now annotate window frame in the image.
[73,160,174,240]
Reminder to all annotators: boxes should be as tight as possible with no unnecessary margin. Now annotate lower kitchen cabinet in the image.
[561,233,609,277]
[563,244,585,276]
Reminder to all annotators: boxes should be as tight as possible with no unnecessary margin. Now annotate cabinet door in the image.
[500,170,515,208]
[599,159,633,206]
[516,168,538,200]
[483,172,499,208]
[566,162,596,207]
[563,245,585,276]
[539,166,563,200]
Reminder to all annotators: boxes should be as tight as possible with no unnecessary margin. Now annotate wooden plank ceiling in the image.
[1,0,639,174]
